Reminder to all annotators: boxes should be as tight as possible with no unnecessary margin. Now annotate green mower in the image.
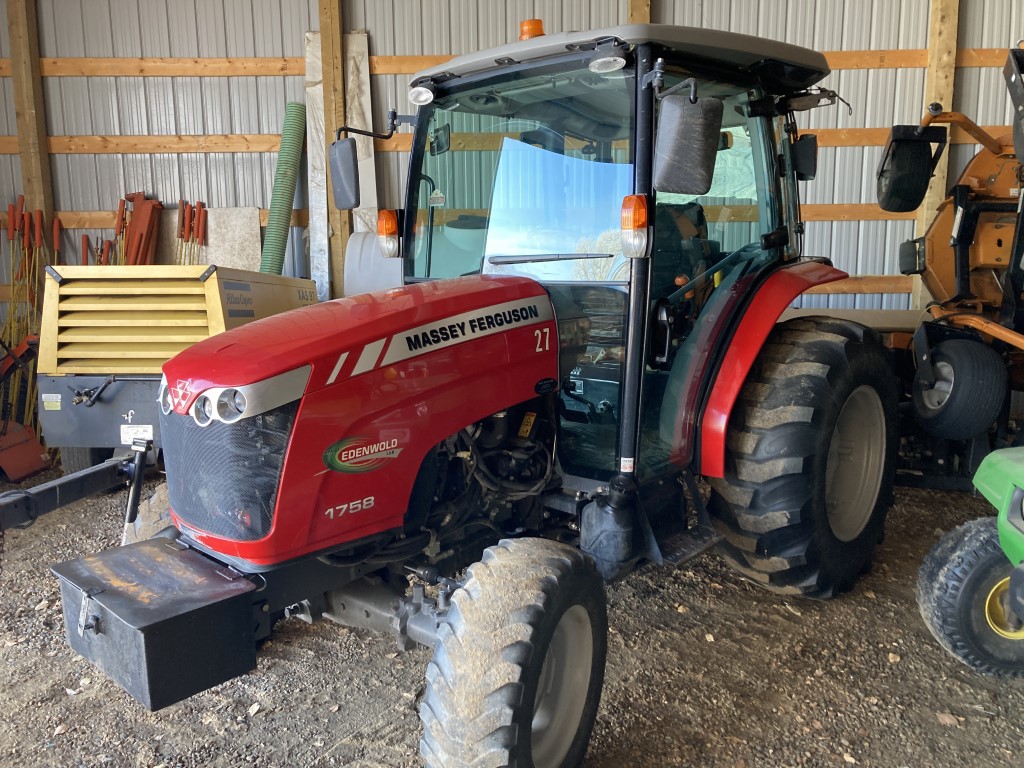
[918,448,1024,676]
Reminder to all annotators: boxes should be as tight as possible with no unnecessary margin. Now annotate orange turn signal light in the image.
[620,195,648,231]
[377,209,399,237]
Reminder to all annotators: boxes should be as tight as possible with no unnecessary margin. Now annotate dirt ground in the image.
[1,474,1023,768]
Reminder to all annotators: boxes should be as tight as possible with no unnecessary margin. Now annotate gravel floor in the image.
[1,473,1023,767]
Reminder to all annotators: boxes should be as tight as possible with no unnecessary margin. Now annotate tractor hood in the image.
[162,275,553,414]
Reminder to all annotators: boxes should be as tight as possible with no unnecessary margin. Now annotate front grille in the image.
[159,401,299,541]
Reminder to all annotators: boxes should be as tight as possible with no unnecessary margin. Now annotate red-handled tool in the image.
[52,217,62,264]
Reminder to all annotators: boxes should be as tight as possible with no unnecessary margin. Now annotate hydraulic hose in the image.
[260,102,306,275]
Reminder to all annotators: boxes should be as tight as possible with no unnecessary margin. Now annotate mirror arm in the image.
[659,77,698,104]
[641,58,666,92]
[334,109,414,142]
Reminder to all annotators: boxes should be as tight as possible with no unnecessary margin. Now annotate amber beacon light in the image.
[519,19,545,40]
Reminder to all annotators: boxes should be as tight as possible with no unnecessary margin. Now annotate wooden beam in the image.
[7,0,53,218]
[825,50,926,69]
[320,0,349,298]
[915,0,960,309]
[627,0,651,24]
[2,209,309,230]
[917,0,960,235]
[38,56,304,77]
[370,55,452,75]
[5,202,914,230]
[956,48,1007,67]
[0,47,1010,81]
[803,275,914,294]
[47,134,281,153]
[800,204,916,221]
[7,124,1019,157]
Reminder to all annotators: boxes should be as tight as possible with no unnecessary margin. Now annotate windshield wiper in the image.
[487,252,614,265]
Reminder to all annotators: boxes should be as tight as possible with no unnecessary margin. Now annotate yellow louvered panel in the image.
[57,295,208,311]
[38,265,317,374]
[58,311,209,327]
[56,342,190,359]
[56,327,209,344]
[58,281,206,295]
[53,361,173,375]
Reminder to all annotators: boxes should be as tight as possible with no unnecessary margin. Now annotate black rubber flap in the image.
[52,538,258,711]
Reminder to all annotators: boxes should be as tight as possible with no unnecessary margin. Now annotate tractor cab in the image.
[334,23,831,488]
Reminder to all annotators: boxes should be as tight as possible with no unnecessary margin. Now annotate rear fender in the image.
[699,261,847,478]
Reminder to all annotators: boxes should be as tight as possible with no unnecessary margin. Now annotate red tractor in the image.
[53,23,896,766]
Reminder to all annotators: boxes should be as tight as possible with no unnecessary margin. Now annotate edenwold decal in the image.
[323,436,402,473]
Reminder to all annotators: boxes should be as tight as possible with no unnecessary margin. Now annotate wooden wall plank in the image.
[825,50,926,69]
[915,0,961,309]
[804,275,914,294]
[1,209,307,229]
[0,47,1009,80]
[39,57,304,77]
[8,204,906,230]
[47,135,281,153]
[370,55,452,75]
[955,48,1006,67]
[320,0,349,297]
[627,0,651,24]
[7,0,53,217]
[801,204,916,221]
[0,123,1009,157]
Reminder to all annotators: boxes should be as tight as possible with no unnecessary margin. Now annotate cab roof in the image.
[413,23,830,95]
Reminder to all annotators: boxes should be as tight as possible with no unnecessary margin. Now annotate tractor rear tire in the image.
[419,538,607,768]
[59,446,114,475]
[917,517,1024,677]
[912,339,1007,440]
[877,139,933,212]
[709,317,897,598]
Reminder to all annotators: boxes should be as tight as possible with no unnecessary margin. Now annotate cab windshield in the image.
[406,60,636,282]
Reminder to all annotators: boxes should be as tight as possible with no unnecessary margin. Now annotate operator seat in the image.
[651,201,714,300]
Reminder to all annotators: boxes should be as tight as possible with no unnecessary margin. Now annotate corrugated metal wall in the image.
[0,0,319,265]
[0,4,19,207]
[0,0,1015,297]
[341,0,627,209]
[950,0,1024,175]
[653,0,932,310]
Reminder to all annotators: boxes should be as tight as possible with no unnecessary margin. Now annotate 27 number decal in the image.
[534,327,550,353]
[324,496,375,520]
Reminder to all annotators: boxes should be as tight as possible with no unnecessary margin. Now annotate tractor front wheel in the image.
[710,317,897,598]
[419,538,607,768]
[917,517,1024,677]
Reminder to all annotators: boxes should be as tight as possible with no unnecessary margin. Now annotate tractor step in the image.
[660,524,722,567]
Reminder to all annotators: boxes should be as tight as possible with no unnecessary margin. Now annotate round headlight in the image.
[159,384,173,415]
[193,395,213,426]
[217,388,247,422]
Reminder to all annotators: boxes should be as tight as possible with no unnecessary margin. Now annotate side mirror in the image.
[792,134,818,181]
[430,124,451,156]
[876,125,946,213]
[329,137,360,210]
[653,93,724,195]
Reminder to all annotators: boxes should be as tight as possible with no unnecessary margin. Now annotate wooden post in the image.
[627,0,651,24]
[7,0,53,219]
[319,0,350,297]
[913,0,960,308]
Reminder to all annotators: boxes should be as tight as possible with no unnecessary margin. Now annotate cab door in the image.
[635,88,785,482]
